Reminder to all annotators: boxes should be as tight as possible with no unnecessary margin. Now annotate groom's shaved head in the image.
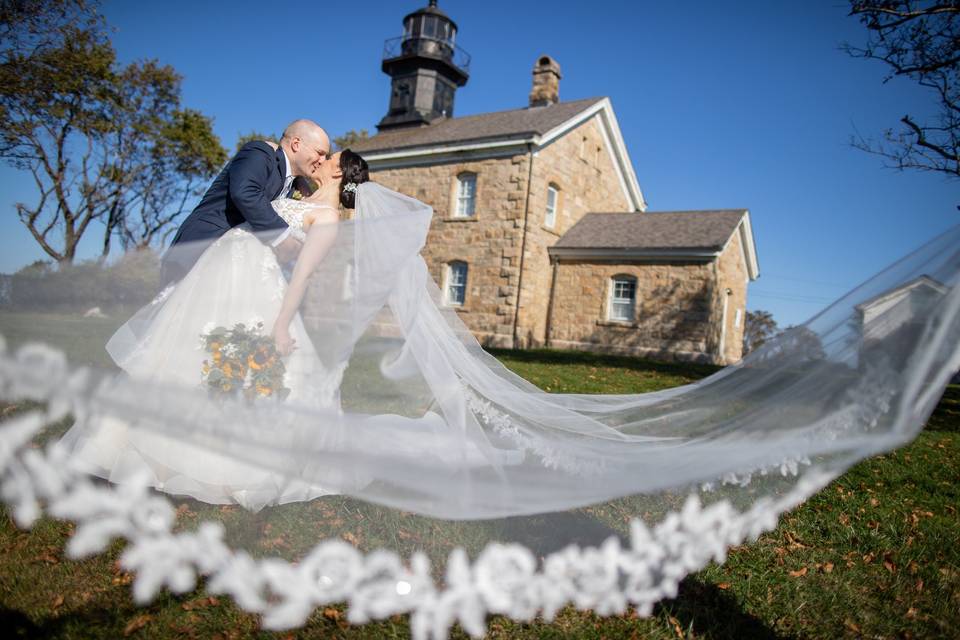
[280,119,331,177]
[282,119,328,146]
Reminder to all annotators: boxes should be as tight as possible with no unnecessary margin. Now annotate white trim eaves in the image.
[739,212,760,280]
[717,211,760,281]
[548,247,720,262]
[361,99,647,211]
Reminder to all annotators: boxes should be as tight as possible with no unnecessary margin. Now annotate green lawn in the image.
[0,329,958,638]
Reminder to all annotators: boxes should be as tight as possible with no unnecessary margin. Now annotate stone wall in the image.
[367,113,633,349]
[546,260,720,363]
[716,228,749,363]
[514,115,633,348]
[369,154,529,347]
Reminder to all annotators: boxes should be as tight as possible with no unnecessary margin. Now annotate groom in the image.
[161,119,331,285]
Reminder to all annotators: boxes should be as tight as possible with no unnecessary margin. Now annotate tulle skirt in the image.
[59,226,346,511]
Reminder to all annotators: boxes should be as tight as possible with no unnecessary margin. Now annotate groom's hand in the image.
[274,236,303,265]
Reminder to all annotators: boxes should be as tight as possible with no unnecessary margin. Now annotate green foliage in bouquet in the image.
[200,321,290,402]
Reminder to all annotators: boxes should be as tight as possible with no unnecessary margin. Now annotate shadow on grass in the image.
[487,347,722,379]
[1,606,42,638]
[660,579,786,640]
[926,384,959,433]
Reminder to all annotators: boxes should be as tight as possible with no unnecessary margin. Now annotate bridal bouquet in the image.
[200,320,290,402]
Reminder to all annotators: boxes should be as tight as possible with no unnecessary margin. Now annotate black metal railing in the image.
[382,35,471,73]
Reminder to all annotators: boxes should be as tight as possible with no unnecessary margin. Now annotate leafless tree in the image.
[843,1,960,179]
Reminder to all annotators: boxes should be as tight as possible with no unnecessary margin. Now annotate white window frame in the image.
[607,275,636,322]
[454,173,477,218]
[445,261,468,306]
[545,184,558,229]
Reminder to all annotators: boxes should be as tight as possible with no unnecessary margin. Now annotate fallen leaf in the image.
[784,531,808,549]
[823,562,834,574]
[716,582,731,590]
[667,615,683,639]
[51,594,64,610]
[323,607,341,621]
[182,596,219,610]
[123,614,153,636]
[788,567,808,577]
[906,607,918,619]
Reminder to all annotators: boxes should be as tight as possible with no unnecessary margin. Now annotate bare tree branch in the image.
[844,1,960,179]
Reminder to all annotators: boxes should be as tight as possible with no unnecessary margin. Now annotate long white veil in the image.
[1,182,958,635]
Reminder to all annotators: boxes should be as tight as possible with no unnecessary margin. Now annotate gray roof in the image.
[553,210,748,252]
[350,97,605,154]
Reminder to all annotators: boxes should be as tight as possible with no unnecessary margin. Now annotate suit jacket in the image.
[161,141,290,285]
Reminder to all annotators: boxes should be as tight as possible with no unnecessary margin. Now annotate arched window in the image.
[454,173,477,218]
[545,183,559,229]
[608,275,637,322]
[445,261,468,306]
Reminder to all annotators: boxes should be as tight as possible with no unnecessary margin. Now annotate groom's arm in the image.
[228,142,290,246]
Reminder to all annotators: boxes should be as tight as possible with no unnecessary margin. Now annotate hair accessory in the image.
[342,182,358,194]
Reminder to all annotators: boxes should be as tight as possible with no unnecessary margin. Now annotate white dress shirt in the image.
[271,147,294,247]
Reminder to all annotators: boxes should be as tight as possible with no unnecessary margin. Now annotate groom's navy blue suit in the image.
[161,141,291,285]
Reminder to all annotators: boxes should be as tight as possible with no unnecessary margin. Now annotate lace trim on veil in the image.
[0,337,843,639]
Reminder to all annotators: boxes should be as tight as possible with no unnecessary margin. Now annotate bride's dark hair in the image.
[339,149,370,209]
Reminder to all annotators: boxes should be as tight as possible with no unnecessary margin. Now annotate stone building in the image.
[351,1,759,364]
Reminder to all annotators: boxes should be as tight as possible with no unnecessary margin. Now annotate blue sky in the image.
[0,0,956,327]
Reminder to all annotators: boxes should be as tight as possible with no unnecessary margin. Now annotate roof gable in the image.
[555,210,746,251]
[351,97,646,211]
[352,97,605,152]
[550,210,760,280]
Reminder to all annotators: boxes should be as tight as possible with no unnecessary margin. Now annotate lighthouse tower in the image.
[377,0,471,130]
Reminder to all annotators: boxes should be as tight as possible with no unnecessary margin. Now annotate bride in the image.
[59,147,373,510]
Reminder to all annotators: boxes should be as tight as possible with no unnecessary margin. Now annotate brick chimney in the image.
[529,55,561,107]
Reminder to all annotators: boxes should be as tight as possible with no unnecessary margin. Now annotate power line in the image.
[759,273,852,289]
[750,289,836,303]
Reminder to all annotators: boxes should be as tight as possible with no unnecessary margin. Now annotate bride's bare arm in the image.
[272,207,340,354]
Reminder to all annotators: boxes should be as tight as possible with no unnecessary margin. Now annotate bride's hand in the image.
[273,325,297,356]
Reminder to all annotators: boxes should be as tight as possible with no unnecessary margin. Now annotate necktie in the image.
[282,175,295,198]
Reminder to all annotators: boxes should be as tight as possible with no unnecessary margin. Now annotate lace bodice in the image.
[271,198,337,242]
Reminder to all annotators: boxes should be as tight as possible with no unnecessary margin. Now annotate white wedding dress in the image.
[59,198,348,511]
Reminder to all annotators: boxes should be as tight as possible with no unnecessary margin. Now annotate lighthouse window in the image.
[423,15,438,38]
